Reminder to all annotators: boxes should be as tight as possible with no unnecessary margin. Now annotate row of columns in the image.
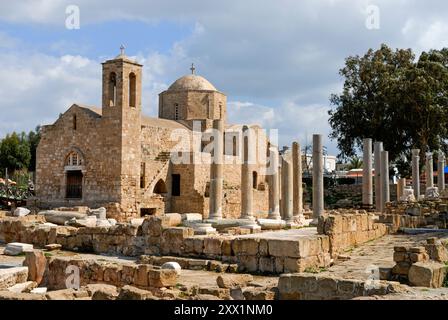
[412,149,446,199]
[364,142,446,211]
[208,119,325,222]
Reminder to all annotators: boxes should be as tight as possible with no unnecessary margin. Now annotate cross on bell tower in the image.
[190,63,196,75]
[120,44,125,56]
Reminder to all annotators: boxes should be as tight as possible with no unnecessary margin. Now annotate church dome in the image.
[167,74,217,92]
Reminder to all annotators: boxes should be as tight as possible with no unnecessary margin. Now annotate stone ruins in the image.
[0,49,447,300]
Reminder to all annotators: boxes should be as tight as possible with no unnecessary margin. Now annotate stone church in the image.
[36,49,271,220]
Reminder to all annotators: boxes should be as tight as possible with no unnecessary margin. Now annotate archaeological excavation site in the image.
[1,49,448,302]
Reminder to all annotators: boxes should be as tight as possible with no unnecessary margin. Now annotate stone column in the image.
[281,155,294,223]
[426,152,434,189]
[397,178,406,201]
[312,134,324,223]
[373,142,383,211]
[292,141,303,219]
[268,146,281,219]
[381,150,390,211]
[209,119,224,219]
[438,151,445,191]
[411,149,420,199]
[362,138,373,208]
[240,125,254,220]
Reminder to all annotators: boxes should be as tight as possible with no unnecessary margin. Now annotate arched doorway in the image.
[153,179,168,194]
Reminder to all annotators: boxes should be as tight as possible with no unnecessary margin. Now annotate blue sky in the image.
[1,0,448,156]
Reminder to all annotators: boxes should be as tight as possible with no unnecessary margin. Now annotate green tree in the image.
[0,132,31,174]
[347,156,363,170]
[27,126,41,172]
[328,44,448,176]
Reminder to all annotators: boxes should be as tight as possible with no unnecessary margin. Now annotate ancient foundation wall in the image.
[45,257,177,290]
[317,213,389,257]
[0,213,389,275]
[277,273,405,300]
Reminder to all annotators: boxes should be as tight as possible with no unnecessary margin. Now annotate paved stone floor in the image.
[320,232,448,300]
[322,231,448,281]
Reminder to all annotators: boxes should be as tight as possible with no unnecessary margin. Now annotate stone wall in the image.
[46,257,178,290]
[0,216,330,274]
[317,212,389,257]
[0,213,390,275]
[277,273,405,300]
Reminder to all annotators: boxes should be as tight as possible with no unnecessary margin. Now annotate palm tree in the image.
[347,156,363,170]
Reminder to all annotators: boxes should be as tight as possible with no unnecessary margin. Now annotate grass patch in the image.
[304,266,328,274]
[44,252,53,258]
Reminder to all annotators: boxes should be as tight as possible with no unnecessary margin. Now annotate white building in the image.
[305,154,337,172]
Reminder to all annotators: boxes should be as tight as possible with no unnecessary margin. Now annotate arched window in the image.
[65,151,83,166]
[219,103,222,118]
[109,72,117,106]
[153,179,167,194]
[129,72,136,108]
[174,104,179,120]
[252,171,258,189]
[73,114,77,130]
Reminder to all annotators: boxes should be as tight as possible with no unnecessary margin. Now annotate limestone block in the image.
[30,287,47,294]
[409,246,426,253]
[393,252,408,263]
[120,265,137,285]
[237,255,258,272]
[164,213,182,226]
[392,262,411,275]
[133,264,150,287]
[23,250,47,285]
[160,227,194,255]
[0,291,46,300]
[221,239,232,256]
[425,242,448,263]
[216,274,254,289]
[141,216,167,237]
[243,288,275,300]
[181,213,203,221]
[232,238,260,256]
[408,261,447,288]
[118,285,156,300]
[258,256,275,273]
[44,243,62,251]
[4,242,33,256]
[148,269,178,288]
[0,267,29,290]
[184,237,204,255]
[88,207,107,219]
[103,264,122,285]
[204,237,223,256]
[13,207,30,217]
[198,287,231,300]
[88,284,119,300]
[259,239,269,256]
[7,281,37,293]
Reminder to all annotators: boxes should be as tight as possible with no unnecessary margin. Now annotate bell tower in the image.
[100,46,143,215]
[102,45,142,113]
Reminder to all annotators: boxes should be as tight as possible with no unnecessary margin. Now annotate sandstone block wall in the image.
[318,213,388,257]
[46,257,178,290]
[277,273,404,300]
